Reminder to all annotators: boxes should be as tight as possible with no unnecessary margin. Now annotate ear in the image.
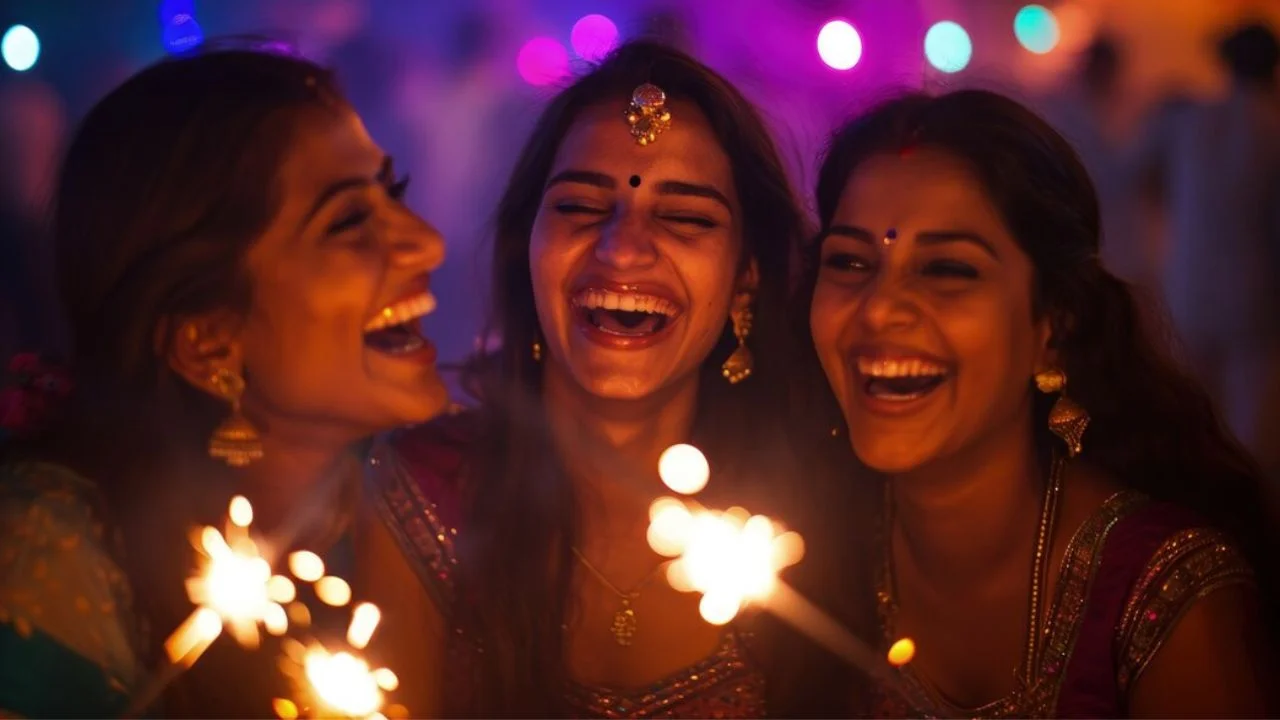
[1033,313,1058,374]
[732,257,760,313]
[161,313,245,399]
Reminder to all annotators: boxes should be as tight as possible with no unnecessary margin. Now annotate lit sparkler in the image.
[274,602,403,720]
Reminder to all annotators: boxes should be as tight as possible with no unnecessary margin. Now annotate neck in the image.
[235,412,365,542]
[542,362,700,542]
[889,408,1044,587]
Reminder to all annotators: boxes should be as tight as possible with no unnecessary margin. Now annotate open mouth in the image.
[572,289,682,338]
[856,356,951,402]
[363,291,437,355]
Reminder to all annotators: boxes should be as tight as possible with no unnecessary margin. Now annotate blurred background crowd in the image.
[2,0,1278,472]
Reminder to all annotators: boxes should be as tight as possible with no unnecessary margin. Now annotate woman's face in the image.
[810,149,1052,473]
[529,100,750,400]
[234,107,448,437]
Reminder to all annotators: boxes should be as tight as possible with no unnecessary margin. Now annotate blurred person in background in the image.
[1134,21,1280,469]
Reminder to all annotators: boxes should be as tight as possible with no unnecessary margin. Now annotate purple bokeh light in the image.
[571,14,619,63]
[517,36,570,87]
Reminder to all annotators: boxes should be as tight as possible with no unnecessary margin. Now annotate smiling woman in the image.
[0,46,449,717]
[364,40,854,718]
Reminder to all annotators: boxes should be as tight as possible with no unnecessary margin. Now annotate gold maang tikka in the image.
[625,83,672,146]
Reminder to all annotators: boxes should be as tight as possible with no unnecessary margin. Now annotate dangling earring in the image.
[1034,368,1089,457]
[721,307,754,384]
[531,339,543,362]
[208,368,263,467]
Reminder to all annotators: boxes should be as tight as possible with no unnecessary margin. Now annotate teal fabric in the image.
[0,620,129,718]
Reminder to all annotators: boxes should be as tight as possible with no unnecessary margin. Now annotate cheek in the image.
[809,284,857,368]
[942,299,1038,400]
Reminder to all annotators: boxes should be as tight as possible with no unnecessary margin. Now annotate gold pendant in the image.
[611,599,637,646]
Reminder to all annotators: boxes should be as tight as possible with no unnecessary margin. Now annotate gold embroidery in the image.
[1114,527,1254,693]
[875,491,1148,718]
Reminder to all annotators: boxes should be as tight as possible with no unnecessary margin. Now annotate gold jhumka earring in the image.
[208,368,264,467]
[1034,368,1089,457]
[625,83,672,146]
[721,307,754,384]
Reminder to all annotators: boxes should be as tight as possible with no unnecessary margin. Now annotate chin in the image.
[385,382,452,428]
[848,434,934,475]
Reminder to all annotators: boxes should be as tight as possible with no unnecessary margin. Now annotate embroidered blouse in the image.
[871,490,1255,718]
[364,414,768,718]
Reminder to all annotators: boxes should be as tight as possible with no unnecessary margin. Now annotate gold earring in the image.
[721,307,754,384]
[532,339,543,362]
[208,368,263,467]
[1035,368,1089,457]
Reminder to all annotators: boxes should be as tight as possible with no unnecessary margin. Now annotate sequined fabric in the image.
[871,491,1256,718]
[365,417,768,718]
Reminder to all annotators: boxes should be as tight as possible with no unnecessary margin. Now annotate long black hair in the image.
[803,89,1280,670]
[453,39,849,716]
[6,45,353,715]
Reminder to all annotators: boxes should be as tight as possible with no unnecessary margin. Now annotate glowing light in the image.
[289,550,325,582]
[817,20,862,71]
[658,444,710,495]
[346,603,381,650]
[273,698,299,720]
[888,637,916,666]
[316,576,353,607]
[648,500,805,625]
[161,14,204,55]
[924,21,972,73]
[571,14,618,63]
[2,25,40,72]
[229,495,253,527]
[516,37,570,87]
[305,650,382,717]
[1014,5,1060,54]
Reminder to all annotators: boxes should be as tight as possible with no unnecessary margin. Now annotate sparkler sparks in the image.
[276,602,401,719]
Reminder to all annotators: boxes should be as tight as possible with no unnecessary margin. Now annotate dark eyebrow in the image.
[825,225,876,243]
[655,180,733,213]
[545,169,616,191]
[917,230,999,259]
[301,155,392,227]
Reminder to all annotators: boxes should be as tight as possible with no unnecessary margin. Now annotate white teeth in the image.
[572,290,678,317]
[365,292,437,331]
[856,356,948,378]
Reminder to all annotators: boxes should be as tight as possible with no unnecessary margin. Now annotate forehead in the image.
[838,149,1007,233]
[551,99,734,194]
[277,107,383,196]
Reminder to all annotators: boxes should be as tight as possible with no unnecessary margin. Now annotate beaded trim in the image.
[1114,527,1255,692]
[364,440,459,615]
[875,490,1147,718]
[564,631,764,718]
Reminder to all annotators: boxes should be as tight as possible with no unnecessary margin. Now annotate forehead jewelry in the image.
[883,228,898,246]
[625,83,672,146]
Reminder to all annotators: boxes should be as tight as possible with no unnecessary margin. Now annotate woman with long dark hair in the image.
[365,40,850,717]
[0,46,449,716]
[804,89,1277,717]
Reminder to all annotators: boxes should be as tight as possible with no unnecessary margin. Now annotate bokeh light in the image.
[2,25,40,72]
[658,443,710,495]
[517,36,570,87]
[162,14,204,55]
[924,21,972,73]
[571,14,619,63]
[817,20,862,70]
[1014,5,1061,54]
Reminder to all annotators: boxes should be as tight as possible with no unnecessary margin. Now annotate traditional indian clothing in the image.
[871,489,1254,718]
[364,413,768,718]
[0,460,141,717]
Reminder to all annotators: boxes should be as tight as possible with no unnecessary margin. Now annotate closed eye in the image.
[328,208,371,235]
[822,253,873,273]
[554,202,609,217]
[923,259,979,279]
[661,214,717,229]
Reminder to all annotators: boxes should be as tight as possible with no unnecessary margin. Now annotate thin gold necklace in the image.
[572,547,667,647]
[879,454,1065,713]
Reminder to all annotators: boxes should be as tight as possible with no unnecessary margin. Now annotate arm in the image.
[1121,528,1273,718]
[1128,584,1274,718]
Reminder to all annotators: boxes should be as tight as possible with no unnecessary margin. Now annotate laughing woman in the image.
[804,90,1278,717]
[0,48,449,717]
[363,41,852,717]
